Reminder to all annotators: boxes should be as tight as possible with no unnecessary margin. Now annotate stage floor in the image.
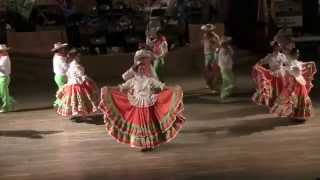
[0,75,320,180]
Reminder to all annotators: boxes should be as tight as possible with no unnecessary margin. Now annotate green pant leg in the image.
[53,75,67,107]
[205,54,212,67]
[54,75,67,89]
[220,68,234,99]
[0,76,14,112]
[154,57,164,80]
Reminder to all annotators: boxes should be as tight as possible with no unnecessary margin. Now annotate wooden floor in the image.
[0,76,320,180]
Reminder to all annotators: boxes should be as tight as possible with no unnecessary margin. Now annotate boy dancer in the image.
[0,44,14,112]
[146,30,168,81]
[201,24,221,94]
[51,42,68,107]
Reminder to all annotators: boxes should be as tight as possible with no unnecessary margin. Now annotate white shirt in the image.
[260,52,288,73]
[218,46,233,70]
[119,75,165,108]
[53,53,68,76]
[66,60,87,85]
[0,55,11,76]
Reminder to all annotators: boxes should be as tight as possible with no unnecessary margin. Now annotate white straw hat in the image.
[134,49,154,63]
[0,44,10,51]
[201,24,216,31]
[51,42,68,52]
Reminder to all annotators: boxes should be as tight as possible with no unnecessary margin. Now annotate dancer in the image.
[51,42,69,107]
[99,60,185,151]
[146,30,168,81]
[201,24,221,94]
[271,48,316,121]
[252,41,288,107]
[122,43,157,81]
[0,44,14,113]
[218,36,234,100]
[56,48,99,119]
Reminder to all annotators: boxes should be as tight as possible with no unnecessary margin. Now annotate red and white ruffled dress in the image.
[252,52,288,107]
[56,60,99,117]
[271,60,316,120]
[99,75,185,149]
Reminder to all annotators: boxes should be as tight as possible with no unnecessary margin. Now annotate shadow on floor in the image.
[202,105,269,120]
[0,130,64,139]
[12,106,53,113]
[181,117,302,138]
[184,95,250,105]
[183,92,251,105]
[71,115,105,125]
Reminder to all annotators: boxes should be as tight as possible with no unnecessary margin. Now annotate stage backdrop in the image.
[7,31,67,57]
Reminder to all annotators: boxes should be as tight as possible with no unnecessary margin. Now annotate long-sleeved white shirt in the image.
[0,55,11,76]
[119,75,165,108]
[66,60,87,85]
[53,53,68,76]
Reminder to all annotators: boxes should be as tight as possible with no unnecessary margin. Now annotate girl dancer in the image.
[0,44,14,113]
[56,49,99,119]
[201,24,221,94]
[99,58,185,151]
[252,41,288,107]
[51,42,69,107]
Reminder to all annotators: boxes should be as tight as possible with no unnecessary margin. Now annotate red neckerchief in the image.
[0,54,8,59]
[55,53,66,57]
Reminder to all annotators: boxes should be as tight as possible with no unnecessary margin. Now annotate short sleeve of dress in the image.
[150,78,165,90]
[119,79,133,91]
[259,54,270,65]
[122,68,135,81]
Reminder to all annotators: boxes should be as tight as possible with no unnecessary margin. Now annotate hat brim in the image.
[0,47,10,51]
[134,54,153,62]
[201,25,216,31]
[51,44,68,52]
[68,48,78,54]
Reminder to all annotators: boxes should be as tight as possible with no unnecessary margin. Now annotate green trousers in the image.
[54,75,67,106]
[153,57,165,81]
[220,68,234,99]
[54,75,67,89]
[0,76,14,112]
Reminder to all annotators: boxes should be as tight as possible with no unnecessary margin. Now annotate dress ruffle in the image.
[56,79,99,116]
[252,64,284,107]
[271,74,314,120]
[253,62,316,120]
[99,86,185,149]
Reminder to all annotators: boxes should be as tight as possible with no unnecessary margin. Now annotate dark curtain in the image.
[227,0,258,49]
